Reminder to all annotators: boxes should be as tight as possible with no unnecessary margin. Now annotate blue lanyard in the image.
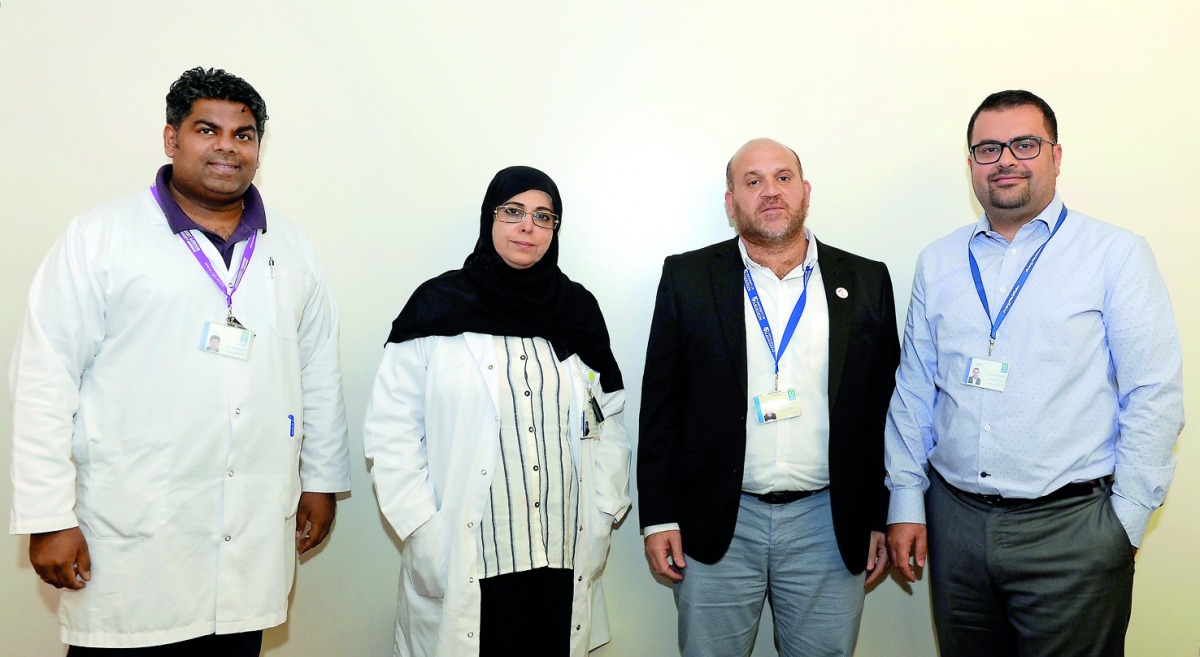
[743,264,814,390]
[968,205,1067,356]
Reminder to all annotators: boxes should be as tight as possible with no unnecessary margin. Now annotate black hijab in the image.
[386,166,623,392]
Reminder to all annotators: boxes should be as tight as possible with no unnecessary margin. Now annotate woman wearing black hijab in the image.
[363,166,631,657]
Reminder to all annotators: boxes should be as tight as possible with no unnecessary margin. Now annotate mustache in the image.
[757,197,789,212]
[989,166,1028,182]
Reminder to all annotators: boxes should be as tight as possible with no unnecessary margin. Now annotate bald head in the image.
[726,138,804,191]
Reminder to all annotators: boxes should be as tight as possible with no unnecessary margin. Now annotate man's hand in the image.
[887,522,927,583]
[30,527,91,590]
[296,492,336,554]
[644,530,686,582]
[864,530,890,587]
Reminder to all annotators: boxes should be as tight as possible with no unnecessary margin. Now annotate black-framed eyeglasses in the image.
[969,137,1056,165]
[494,205,560,230]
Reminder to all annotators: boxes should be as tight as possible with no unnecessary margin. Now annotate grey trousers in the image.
[927,471,1134,657]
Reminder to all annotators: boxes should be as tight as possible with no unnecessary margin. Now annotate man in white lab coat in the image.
[8,67,350,655]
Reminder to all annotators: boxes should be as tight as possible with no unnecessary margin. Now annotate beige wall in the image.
[2,1,1197,655]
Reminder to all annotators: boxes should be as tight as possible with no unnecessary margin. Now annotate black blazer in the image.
[637,237,899,572]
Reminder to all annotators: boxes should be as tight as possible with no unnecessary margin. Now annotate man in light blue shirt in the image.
[885,90,1183,657]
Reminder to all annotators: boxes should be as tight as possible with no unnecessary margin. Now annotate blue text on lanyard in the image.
[743,264,814,386]
[968,205,1067,354]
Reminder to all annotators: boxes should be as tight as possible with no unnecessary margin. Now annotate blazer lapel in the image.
[818,240,853,412]
[710,238,748,398]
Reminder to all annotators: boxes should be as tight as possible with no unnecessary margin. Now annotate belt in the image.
[742,486,829,504]
[942,472,1111,508]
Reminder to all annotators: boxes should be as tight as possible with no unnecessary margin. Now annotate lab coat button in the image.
[467,522,474,528]
[234,408,242,415]
[228,470,234,477]
[224,535,231,542]
[468,632,474,638]
[481,469,487,475]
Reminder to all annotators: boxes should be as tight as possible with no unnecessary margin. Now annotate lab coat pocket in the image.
[403,511,449,598]
[268,267,311,342]
[588,510,616,581]
[82,428,170,539]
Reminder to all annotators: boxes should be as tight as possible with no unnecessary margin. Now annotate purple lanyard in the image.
[153,185,257,326]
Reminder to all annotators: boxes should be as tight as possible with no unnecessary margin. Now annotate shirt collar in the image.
[152,164,267,237]
[973,193,1064,239]
[738,226,819,279]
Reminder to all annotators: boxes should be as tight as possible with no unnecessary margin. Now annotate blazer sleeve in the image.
[636,256,686,529]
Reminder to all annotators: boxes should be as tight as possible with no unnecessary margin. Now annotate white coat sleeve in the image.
[362,340,438,540]
[295,255,350,493]
[592,377,632,523]
[9,220,105,534]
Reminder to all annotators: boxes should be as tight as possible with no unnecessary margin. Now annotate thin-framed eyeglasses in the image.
[494,205,560,230]
[969,136,1057,165]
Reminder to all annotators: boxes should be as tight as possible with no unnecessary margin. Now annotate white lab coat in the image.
[363,333,631,657]
[8,189,350,648]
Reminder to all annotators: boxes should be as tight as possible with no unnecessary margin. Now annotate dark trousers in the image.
[479,567,574,657]
[927,471,1134,657]
[67,631,263,656]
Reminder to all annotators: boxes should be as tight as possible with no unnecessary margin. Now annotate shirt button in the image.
[487,365,493,370]
[467,522,474,528]
[234,408,242,415]
[998,287,1007,294]
[983,424,991,431]
[468,632,475,638]
[534,502,540,508]
[469,577,475,583]
[579,525,584,531]
[520,355,526,360]
[524,390,531,397]
[481,469,487,475]
[224,535,231,542]
[528,427,534,433]
[532,465,539,472]
[1009,248,1017,254]
[228,470,234,477]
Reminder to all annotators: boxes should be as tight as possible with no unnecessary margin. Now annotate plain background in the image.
[2,2,1197,655]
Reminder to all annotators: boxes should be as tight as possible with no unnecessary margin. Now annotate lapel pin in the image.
[836,287,849,299]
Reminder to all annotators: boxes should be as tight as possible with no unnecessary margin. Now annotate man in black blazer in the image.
[638,138,899,657]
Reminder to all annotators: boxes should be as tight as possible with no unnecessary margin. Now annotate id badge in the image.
[201,320,254,360]
[753,388,803,424]
[964,357,1009,392]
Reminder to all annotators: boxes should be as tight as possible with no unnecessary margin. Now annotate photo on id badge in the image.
[200,320,253,360]
[754,388,803,424]
[964,357,1009,392]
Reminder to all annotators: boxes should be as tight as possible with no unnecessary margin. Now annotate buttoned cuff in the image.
[642,522,680,537]
[1108,493,1150,548]
[887,488,927,525]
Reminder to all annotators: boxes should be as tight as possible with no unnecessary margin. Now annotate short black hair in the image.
[166,67,269,138]
[967,90,1057,144]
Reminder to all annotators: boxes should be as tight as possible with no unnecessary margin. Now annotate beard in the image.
[984,166,1032,210]
[732,195,809,246]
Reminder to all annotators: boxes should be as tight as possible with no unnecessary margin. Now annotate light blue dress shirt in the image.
[885,194,1184,546]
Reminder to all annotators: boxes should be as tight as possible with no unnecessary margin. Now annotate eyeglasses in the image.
[969,137,1056,165]
[494,205,560,230]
